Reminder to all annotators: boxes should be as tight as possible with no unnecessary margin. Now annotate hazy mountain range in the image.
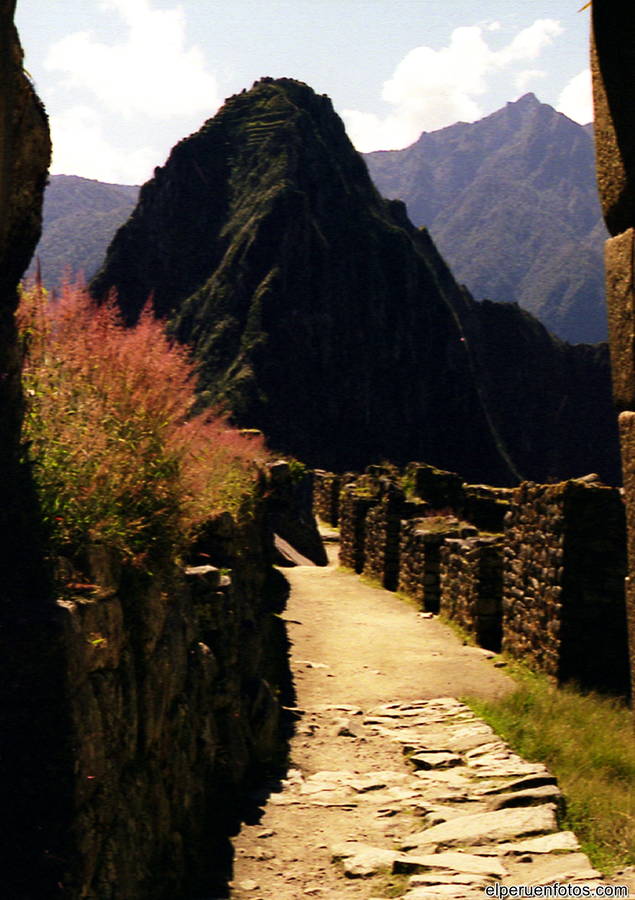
[26,175,138,287]
[364,93,608,344]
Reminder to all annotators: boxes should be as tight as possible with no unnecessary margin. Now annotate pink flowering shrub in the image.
[18,281,268,565]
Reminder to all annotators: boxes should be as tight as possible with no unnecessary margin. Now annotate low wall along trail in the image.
[317,463,629,694]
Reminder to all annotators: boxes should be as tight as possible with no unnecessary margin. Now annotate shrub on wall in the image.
[17,281,268,567]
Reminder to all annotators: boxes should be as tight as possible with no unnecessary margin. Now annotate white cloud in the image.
[49,105,157,183]
[515,69,547,93]
[45,0,221,119]
[556,68,593,124]
[494,19,562,67]
[343,18,563,152]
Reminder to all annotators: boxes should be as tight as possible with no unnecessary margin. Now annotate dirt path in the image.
[276,543,514,712]
[227,544,613,899]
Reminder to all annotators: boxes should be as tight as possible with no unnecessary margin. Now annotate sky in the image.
[15,0,593,185]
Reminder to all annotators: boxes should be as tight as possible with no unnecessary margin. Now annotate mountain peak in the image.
[90,78,619,484]
[363,90,606,344]
[513,92,540,106]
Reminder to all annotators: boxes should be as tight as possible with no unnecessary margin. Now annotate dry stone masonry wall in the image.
[399,517,478,613]
[338,480,380,573]
[363,488,419,591]
[503,479,627,689]
[312,470,343,526]
[2,463,309,900]
[440,534,504,651]
[48,496,289,900]
[316,462,629,693]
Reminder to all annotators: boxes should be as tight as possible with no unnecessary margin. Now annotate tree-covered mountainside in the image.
[364,94,608,344]
[26,175,138,288]
[91,78,619,486]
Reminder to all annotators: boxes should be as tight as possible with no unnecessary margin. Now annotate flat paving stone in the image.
[488,784,563,810]
[340,845,400,877]
[498,831,580,854]
[233,695,610,899]
[410,751,463,770]
[402,803,559,850]
[393,849,508,877]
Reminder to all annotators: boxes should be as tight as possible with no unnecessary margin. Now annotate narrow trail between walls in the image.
[228,540,619,900]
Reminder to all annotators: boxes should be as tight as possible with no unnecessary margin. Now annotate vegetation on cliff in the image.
[18,282,268,567]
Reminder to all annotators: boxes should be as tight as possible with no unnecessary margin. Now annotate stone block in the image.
[502,479,627,690]
[401,804,558,851]
[591,16,635,235]
[606,230,635,409]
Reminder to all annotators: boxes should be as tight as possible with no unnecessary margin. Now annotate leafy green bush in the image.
[18,281,268,567]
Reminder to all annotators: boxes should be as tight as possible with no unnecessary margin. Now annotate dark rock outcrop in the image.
[0,3,55,895]
[93,77,620,487]
[0,0,50,602]
[265,460,328,566]
[364,94,608,344]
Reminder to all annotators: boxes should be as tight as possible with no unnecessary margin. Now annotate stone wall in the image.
[440,535,504,650]
[266,460,327,565]
[313,469,343,526]
[362,489,417,590]
[592,3,635,701]
[404,462,464,510]
[338,481,380,572]
[326,464,628,693]
[462,484,513,533]
[398,517,477,612]
[503,480,628,690]
[3,470,297,899]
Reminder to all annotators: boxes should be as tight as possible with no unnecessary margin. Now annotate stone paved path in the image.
[228,542,617,899]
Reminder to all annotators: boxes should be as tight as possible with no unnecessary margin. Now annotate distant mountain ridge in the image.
[90,78,619,486]
[30,98,606,344]
[364,93,608,343]
[26,175,138,288]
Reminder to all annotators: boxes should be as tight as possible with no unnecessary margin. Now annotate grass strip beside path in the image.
[466,664,635,874]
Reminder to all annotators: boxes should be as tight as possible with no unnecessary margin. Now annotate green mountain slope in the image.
[364,94,608,344]
[91,78,619,485]
[26,175,138,288]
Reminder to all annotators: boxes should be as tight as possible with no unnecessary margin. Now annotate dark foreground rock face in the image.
[93,77,620,486]
[0,5,55,893]
[0,0,50,603]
